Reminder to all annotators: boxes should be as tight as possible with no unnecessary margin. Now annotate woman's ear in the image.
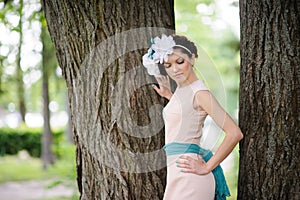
[191,54,196,66]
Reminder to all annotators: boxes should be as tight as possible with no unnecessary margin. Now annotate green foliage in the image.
[0,127,64,157]
[0,0,66,114]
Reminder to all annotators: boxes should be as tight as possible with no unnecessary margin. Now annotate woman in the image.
[142,34,243,200]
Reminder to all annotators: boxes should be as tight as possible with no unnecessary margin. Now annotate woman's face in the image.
[163,49,195,86]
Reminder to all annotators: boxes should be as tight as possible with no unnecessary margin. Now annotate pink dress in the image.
[163,80,215,200]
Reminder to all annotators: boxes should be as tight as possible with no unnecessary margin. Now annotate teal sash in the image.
[163,142,230,200]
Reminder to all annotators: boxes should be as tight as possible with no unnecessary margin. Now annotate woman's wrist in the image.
[164,93,173,100]
[205,160,217,173]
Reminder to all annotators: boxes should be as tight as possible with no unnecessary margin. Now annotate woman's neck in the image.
[177,73,198,88]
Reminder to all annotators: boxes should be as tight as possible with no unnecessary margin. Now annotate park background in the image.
[0,0,241,199]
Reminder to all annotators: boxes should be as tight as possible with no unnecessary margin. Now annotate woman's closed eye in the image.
[177,60,184,64]
[164,58,185,69]
[164,60,184,68]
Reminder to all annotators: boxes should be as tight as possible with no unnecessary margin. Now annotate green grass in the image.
[0,143,79,200]
[0,156,49,183]
[0,143,77,183]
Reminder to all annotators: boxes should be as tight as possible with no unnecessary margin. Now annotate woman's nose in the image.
[172,64,179,72]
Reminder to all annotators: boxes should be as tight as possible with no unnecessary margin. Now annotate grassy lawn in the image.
[0,156,47,183]
[0,143,79,200]
[0,143,76,183]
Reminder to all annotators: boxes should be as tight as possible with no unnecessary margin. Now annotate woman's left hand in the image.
[176,155,211,175]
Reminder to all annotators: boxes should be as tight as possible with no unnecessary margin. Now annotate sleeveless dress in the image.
[162,80,215,200]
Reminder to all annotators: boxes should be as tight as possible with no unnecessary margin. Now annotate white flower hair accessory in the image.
[151,34,176,64]
[142,34,192,77]
[142,54,161,77]
[142,34,175,77]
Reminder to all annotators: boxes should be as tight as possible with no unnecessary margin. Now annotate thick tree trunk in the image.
[238,0,300,199]
[42,0,175,199]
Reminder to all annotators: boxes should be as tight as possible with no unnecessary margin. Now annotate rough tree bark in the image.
[238,0,300,199]
[42,0,175,199]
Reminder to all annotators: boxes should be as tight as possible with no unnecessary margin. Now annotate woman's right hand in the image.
[152,76,173,100]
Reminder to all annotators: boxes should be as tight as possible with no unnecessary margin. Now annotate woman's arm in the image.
[177,90,243,175]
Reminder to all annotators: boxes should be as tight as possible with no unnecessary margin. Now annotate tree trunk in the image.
[42,0,175,199]
[238,0,300,199]
[66,99,74,143]
[16,0,26,122]
[41,17,55,169]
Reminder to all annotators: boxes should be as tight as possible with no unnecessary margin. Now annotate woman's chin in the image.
[173,76,187,85]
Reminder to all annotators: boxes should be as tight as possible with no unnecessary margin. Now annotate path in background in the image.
[0,180,77,200]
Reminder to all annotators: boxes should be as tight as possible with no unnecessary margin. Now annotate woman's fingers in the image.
[197,154,205,162]
[176,156,195,168]
[155,76,170,89]
[176,155,209,175]
[152,75,172,99]
[176,158,190,167]
[152,84,160,93]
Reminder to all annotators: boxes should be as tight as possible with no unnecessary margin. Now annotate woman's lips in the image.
[174,73,183,78]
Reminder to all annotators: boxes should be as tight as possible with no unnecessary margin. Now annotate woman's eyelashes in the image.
[177,60,184,64]
[164,59,184,68]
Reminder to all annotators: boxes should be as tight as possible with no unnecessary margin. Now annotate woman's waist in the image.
[166,152,200,165]
[163,142,212,159]
[165,136,201,145]
[165,129,203,139]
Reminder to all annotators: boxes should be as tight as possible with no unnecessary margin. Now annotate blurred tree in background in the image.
[41,11,56,169]
[0,0,27,122]
[0,0,67,129]
[15,0,26,122]
[0,0,68,169]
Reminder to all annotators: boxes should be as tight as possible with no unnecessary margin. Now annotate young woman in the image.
[142,34,243,200]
